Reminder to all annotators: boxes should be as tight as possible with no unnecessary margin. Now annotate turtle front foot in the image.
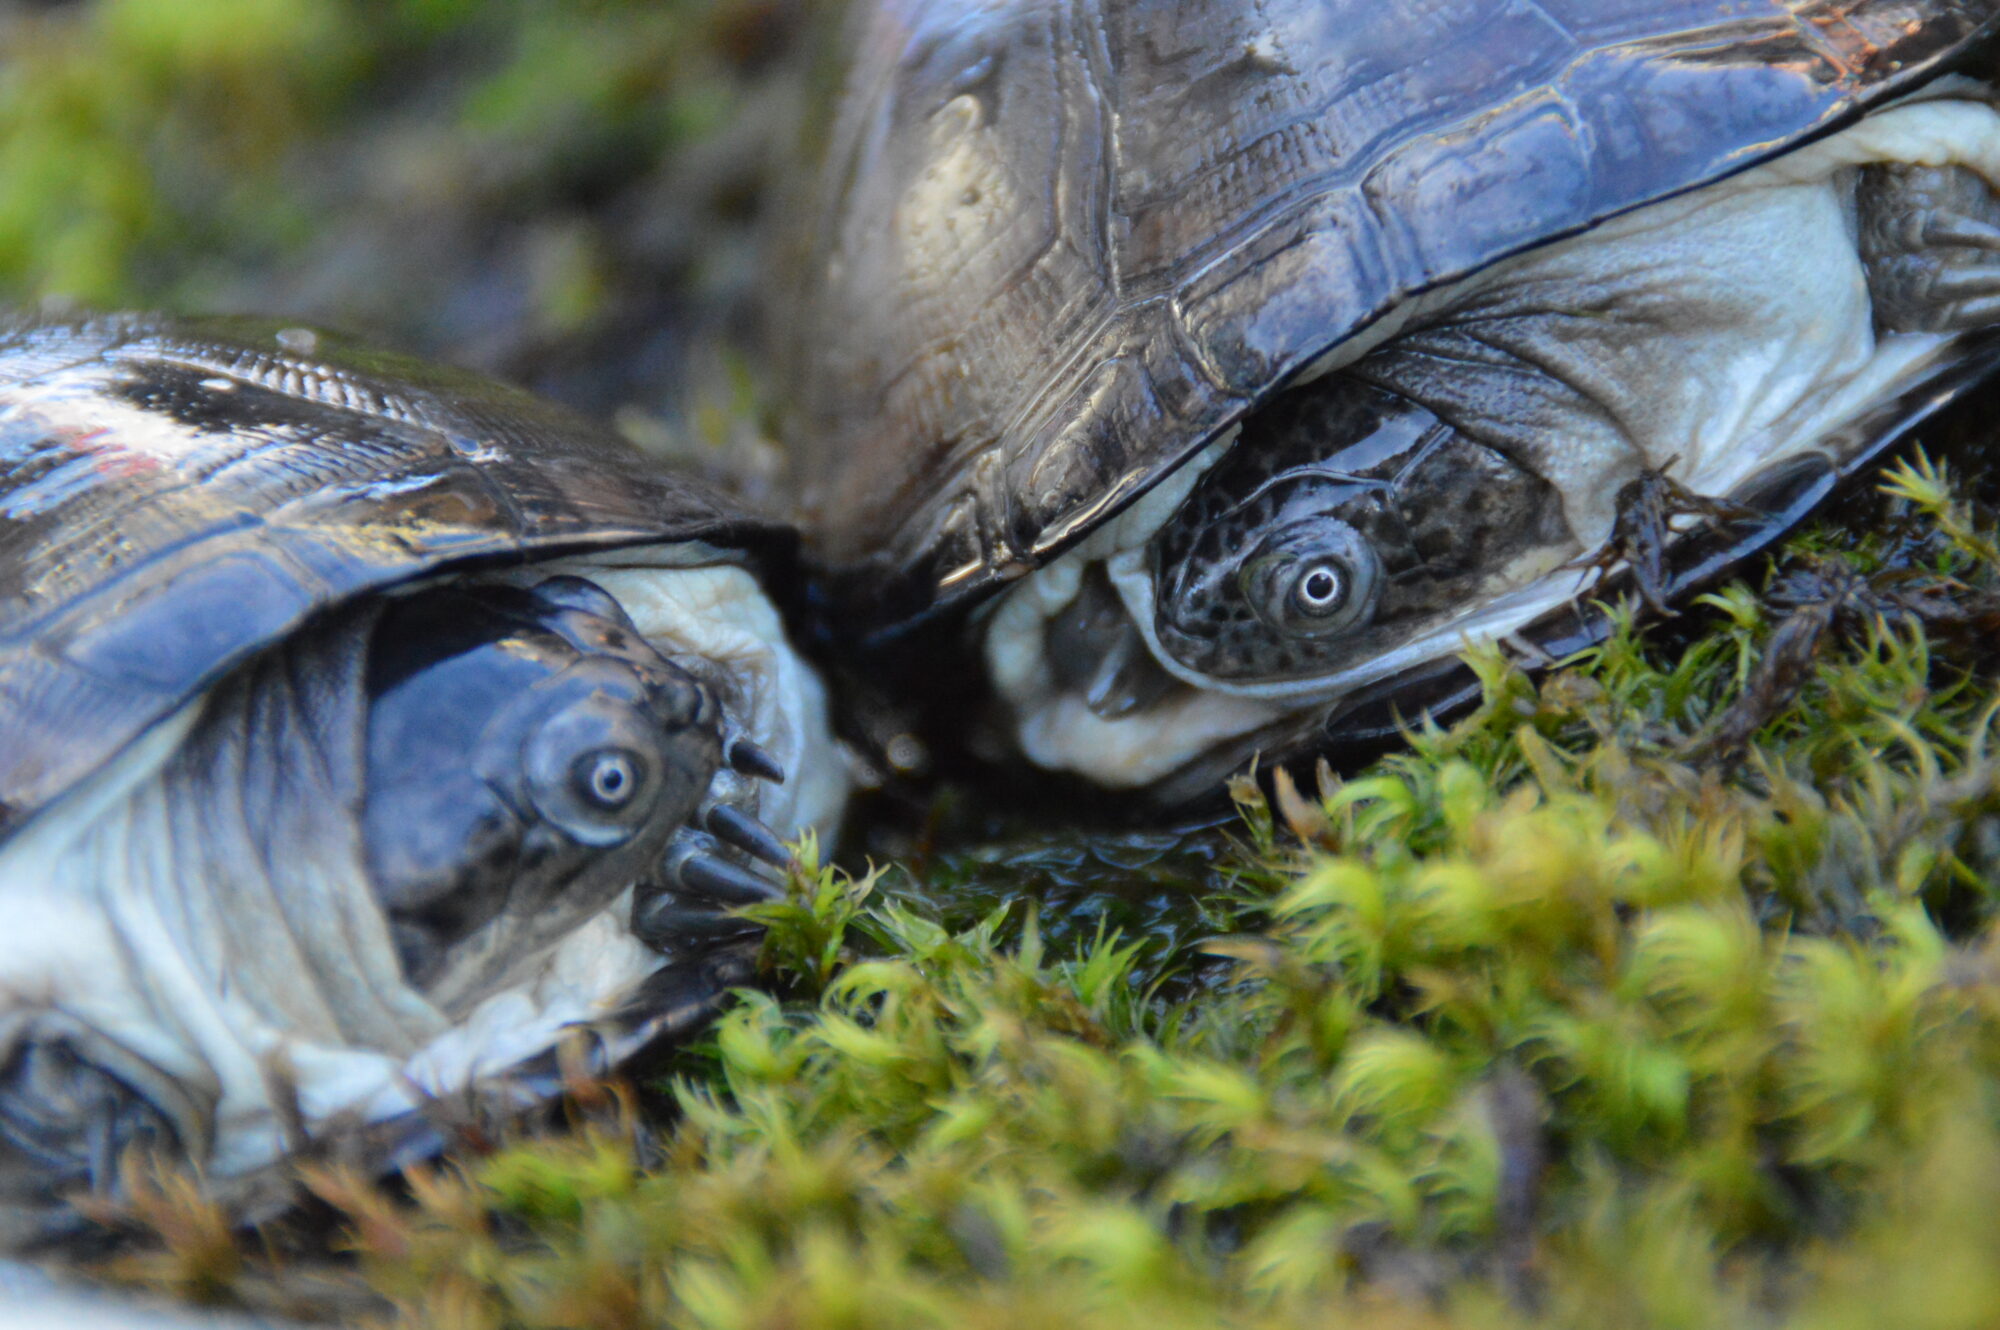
[632,735,792,952]
[0,1037,178,1210]
[1859,162,2000,335]
[1588,464,1762,614]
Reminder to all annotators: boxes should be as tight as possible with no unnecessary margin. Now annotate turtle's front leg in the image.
[1859,162,2000,334]
[0,1037,179,1204]
[632,736,793,951]
[1590,466,1762,615]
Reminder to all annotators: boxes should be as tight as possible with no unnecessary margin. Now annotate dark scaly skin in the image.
[1149,378,1570,682]
[781,0,2000,636]
[0,313,789,846]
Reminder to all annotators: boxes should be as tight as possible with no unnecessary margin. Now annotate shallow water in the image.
[879,817,1247,993]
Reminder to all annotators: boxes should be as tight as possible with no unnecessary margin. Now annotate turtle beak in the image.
[1045,564,1181,720]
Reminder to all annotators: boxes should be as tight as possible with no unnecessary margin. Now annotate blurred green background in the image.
[0,0,802,491]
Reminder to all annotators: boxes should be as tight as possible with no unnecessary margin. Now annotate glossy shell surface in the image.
[0,314,785,842]
[783,0,2000,633]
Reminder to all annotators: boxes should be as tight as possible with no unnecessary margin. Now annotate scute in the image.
[782,0,2000,635]
[0,314,789,842]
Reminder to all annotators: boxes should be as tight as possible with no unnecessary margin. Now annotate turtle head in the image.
[1152,474,1388,681]
[362,575,722,990]
[988,375,1579,793]
[1150,377,1571,685]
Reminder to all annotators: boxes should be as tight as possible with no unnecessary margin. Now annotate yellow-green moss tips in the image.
[77,447,2000,1328]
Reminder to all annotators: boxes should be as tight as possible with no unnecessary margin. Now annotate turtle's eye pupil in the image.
[1295,564,1345,615]
[1239,521,1382,641]
[577,749,644,811]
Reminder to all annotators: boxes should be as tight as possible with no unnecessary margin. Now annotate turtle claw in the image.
[632,894,764,948]
[677,848,786,905]
[724,733,786,784]
[1859,162,2000,335]
[704,803,793,868]
[632,824,785,952]
[1585,463,1761,615]
[663,829,785,905]
[1925,211,2000,251]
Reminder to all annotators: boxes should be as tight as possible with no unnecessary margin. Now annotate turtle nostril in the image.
[651,675,715,732]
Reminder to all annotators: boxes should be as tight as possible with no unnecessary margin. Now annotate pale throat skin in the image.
[0,556,846,1187]
[986,92,2000,790]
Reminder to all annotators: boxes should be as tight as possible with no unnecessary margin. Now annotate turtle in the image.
[778,0,2000,803]
[0,312,848,1246]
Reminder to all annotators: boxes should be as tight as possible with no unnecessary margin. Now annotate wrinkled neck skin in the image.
[0,554,845,1181]
[987,87,2000,792]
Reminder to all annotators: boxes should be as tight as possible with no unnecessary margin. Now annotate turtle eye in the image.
[522,691,677,846]
[1246,520,1382,638]
[1289,562,1348,618]
[575,747,647,812]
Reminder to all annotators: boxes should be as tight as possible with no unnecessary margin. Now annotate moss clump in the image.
[86,451,1992,1327]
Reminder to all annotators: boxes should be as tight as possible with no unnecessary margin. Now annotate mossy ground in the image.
[71,454,2000,1328]
[13,3,2000,1325]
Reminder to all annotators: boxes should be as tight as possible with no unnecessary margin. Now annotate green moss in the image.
[81,451,1989,1327]
[0,0,363,305]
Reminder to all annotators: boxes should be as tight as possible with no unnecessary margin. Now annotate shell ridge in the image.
[137,342,443,434]
[1074,0,1121,302]
[3,505,266,650]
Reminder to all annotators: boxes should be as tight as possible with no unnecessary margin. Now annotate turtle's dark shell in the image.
[0,313,787,841]
[782,0,2000,637]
